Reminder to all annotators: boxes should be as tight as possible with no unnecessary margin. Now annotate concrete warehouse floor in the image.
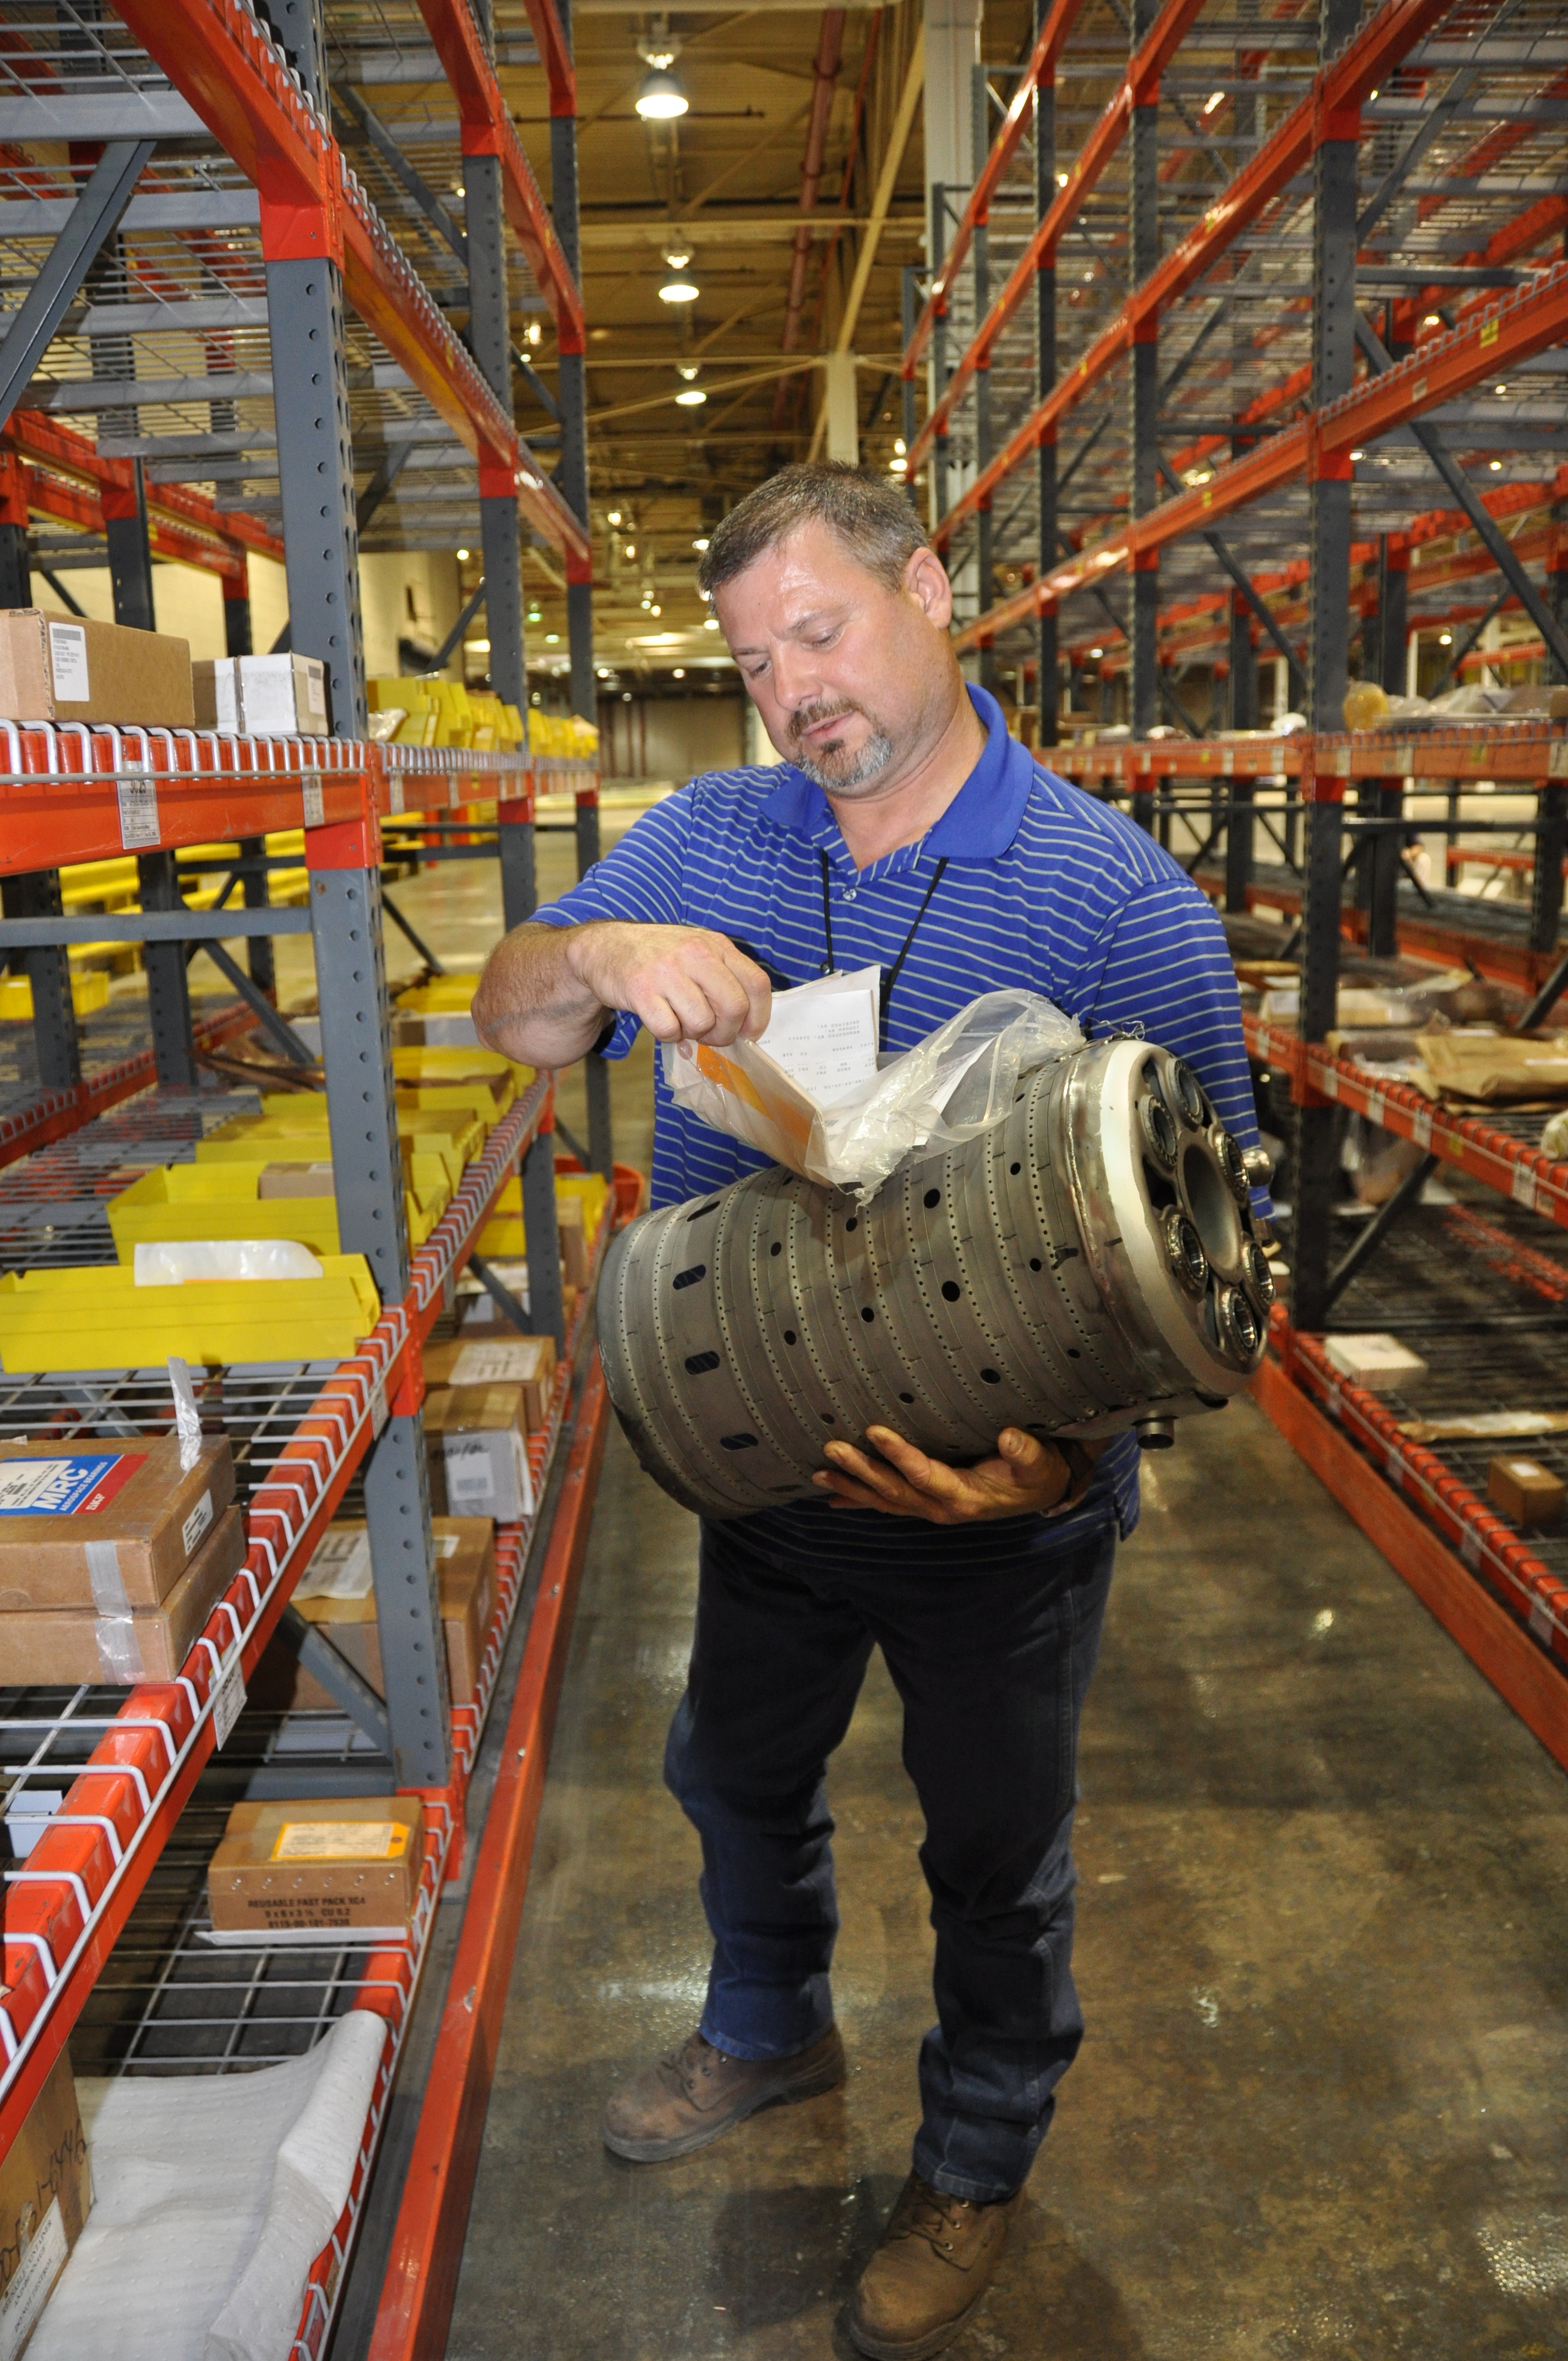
[307,833,1568,2357]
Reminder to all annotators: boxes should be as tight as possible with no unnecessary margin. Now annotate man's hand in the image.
[567,921,772,1047]
[812,1425,1100,1524]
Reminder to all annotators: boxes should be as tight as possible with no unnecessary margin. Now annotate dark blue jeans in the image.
[663,1510,1116,2204]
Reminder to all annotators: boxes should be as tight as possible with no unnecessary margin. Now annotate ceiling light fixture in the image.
[703,616,720,630]
[1490,458,1503,470]
[607,510,623,526]
[676,382,707,405]
[692,535,710,551]
[673,667,686,678]
[1439,631,1452,645]
[636,64,688,118]
[659,252,699,302]
[1202,89,1225,113]
[456,547,470,561]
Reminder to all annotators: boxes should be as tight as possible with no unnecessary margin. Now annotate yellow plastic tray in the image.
[0,970,111,1021]
[105,1162,447,1258]
[475,1168,610,1259]
[199,1103,484,1186]
[0,1257,380,1371]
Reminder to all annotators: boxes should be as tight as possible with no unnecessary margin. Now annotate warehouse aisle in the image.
[447,1391,1568,2360]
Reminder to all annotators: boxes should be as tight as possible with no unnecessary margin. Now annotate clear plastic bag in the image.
[663,989,1084,1195]
[133,1238,325,1286]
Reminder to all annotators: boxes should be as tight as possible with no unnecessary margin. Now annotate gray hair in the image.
[696,462,930,599]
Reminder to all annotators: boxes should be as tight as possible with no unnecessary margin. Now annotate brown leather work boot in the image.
[847,2172,1020,2360]
[601,2023,845,2162]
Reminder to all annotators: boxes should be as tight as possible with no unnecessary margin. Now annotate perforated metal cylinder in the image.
[598,1036,1272,1520]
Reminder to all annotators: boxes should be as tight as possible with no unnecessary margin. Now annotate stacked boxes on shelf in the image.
[0,1432,242,1684]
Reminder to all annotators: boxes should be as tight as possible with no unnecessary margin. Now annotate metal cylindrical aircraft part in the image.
[598,1036,1271,1521]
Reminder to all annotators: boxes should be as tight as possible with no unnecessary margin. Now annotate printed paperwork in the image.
[755,967,881,1105]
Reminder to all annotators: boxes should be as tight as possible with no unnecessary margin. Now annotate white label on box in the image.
[273,1819,408,1862]
[370,1373,389,1438]
[181,1488,214,1558]
[0,2195,67,2361]
[1512,1163,1538,1211]
[302,776,325,829]
[305,663,327,719]
[47,619,88,702]
[444,1438,496,1505]
[116,769,159,850]
[450,1339,546,1386]
[211,1653,246,1748]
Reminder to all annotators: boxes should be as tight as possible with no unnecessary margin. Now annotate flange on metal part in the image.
[598,1035,1273,1521]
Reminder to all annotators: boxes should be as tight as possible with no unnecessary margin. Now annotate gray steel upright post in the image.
[1034,13,1059,749]
[137,851,198,1087]
[901,269,920,512]
[1,873,80,1091]
[466,149,528,722]
[930,186,949,529]
[972,66,995,693]
[548,0,613,1177]
[1294,0,1362,1335]
[0,467,77,1086]
[309,806,452,1789]
[267,254,367,737]
[1127,0,1160,755]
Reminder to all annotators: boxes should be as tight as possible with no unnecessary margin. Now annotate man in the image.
[475,464,1260,2359]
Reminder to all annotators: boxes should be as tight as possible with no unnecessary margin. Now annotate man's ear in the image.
[904,545,955,627]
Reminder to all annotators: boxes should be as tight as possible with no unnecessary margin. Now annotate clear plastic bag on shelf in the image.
[132,1239,325,1286]
[664,990,1085,1196]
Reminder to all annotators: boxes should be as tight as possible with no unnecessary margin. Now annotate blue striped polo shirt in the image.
[535,684,1262,1563]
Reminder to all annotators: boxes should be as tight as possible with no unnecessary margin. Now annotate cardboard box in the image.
[0,610,193,727]
[423,1385,533,1522]
[0,1434,235,1611]
[423,1334,556,1432]
[1417,1031,1568,1106]
[0,2047,90,2359]
[257,1161,336,1199]
[193,653,329,737]
[0,1503,246,1685]
[276,1518,497,1709]
[206,1794,425,1943]
[1320,1333,1428,1394]
[1488,1454,1566,1530]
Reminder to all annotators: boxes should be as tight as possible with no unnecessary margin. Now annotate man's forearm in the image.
[473,922,609,1068]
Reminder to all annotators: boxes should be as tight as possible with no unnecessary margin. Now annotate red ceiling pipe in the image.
[771,7,846,428]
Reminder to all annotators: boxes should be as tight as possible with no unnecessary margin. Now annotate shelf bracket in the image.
[1322,1152,1440,1314]
[276,1606,394,1758]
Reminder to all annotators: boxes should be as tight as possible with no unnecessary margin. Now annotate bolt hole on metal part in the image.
[597,1039,1272,1519]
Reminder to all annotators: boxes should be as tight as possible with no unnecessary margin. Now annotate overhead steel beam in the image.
[0,142,154,438]
[0,96,200,139]
[0,190,262,237]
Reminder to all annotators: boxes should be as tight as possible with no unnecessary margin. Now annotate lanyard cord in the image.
[818,849,950,1052]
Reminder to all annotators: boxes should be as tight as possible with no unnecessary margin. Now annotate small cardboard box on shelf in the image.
[0,2047,91,2361]
[0,611,193,727]
[1487,1454,1566,1530]
[206,1795,426,1943]
[0,1503,246,1684]
[422,1334,556,1432]
[259,1516,498,1709]
[423,1385,534,1522]
[0,1433,235,1611]
[1320,1334,1429,1394]
[193,652,328,737]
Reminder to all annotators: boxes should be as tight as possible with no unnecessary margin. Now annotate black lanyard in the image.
[819,849,950,1052]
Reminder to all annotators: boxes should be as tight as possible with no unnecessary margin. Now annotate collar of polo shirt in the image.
[756,686,1034,863]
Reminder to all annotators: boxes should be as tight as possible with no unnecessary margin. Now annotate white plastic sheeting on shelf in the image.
[31,2009,386,2361]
